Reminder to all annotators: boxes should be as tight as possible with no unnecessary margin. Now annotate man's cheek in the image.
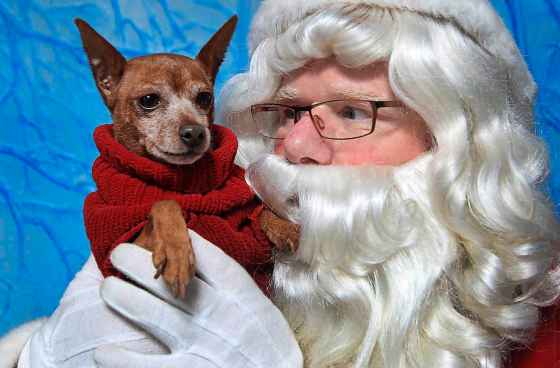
[329,141,383,166]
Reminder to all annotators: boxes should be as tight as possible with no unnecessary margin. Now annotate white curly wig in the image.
[218,1,560,367]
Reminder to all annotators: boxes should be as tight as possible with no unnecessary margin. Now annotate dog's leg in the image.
[135,200,194,298]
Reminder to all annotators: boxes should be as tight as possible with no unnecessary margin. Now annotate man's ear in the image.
[75,18,126,111]
[196,15,238,83]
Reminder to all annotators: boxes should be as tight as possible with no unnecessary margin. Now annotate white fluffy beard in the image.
[246,154,462,368]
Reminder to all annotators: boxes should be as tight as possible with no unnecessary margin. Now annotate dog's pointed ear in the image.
[196,15,238,83]
[75,18,126,111]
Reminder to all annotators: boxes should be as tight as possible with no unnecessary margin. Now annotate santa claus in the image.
[220,1,560,366]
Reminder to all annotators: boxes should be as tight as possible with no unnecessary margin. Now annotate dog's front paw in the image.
[259,207,300,253]
[152,234,195,299]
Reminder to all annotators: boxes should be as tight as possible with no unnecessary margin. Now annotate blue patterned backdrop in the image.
[0,1,559,336]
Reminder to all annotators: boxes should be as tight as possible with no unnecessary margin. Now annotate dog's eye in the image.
[138,94,160,110]
[196,92,213,110]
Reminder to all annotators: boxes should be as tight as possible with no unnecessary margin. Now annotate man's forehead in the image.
[275,60,393,101]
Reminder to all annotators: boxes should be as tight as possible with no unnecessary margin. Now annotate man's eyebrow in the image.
[273,86,298,101]
[332,88,387,100]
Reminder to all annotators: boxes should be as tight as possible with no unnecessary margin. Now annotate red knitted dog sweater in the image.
[83,124,273,293]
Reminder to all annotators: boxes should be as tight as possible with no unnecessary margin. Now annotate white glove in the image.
[17,255,166,368]
[94,230,303,368]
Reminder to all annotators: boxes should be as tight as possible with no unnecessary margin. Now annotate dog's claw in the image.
[154,259,166,279]
[176,280,182,298]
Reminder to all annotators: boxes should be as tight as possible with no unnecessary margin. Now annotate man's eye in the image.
[196,92,213,109]
[138,94,161,110]
[340,106,369,120]
[284,109,296,120]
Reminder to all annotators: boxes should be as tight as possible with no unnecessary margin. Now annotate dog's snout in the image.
[180,125,206,148]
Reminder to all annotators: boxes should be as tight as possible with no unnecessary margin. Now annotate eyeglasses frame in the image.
[250,99,405,141]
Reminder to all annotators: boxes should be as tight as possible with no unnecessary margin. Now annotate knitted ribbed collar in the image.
[93,124,238,194]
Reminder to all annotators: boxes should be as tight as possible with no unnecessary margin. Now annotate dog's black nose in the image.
[180,125,207,149]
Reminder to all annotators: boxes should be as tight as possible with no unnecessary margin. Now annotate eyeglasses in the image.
[250,99,404,140]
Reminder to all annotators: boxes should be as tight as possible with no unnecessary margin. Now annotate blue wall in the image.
[0,1,559,335]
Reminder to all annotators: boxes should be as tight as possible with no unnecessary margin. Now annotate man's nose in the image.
[282,113,332,164]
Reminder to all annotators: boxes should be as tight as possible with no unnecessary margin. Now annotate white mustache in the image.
[246,155,396,223]
[246,155,301,223]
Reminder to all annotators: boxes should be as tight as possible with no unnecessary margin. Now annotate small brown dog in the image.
[76,17,238,297]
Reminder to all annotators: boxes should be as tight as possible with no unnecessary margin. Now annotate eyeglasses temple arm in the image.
[375,101,405,108]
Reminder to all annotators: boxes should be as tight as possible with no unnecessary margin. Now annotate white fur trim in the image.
[0,319,46,368]
[249,0,535,102]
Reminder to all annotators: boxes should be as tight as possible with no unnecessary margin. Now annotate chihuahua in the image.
[75,17,238,297]
[0,16,302,368]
